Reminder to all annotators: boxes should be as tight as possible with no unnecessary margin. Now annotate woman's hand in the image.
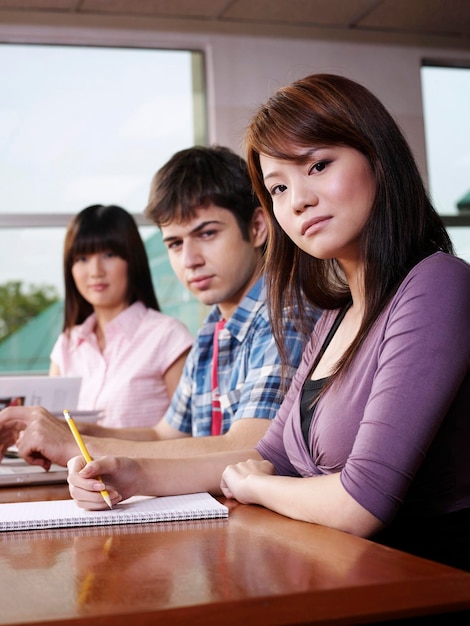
[67,455,143,510]
[220,458,275,504]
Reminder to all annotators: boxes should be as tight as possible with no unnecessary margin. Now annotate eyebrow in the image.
[162,220,224,243]
[263,170,281,183]
[263,147,328,182]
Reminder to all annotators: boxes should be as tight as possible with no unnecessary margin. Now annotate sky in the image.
[0,44,197,294]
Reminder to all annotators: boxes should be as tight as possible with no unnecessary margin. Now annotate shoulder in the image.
[396,253,470,307]
[406,252,470,286]
[141,307,193,338]
[51,330,67,351]
[384,253,470,346]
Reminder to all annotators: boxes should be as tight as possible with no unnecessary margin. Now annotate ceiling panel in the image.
[220,0,375,27]
[357,0,470,37]
[80,0,230,19]
[0,0,468,44]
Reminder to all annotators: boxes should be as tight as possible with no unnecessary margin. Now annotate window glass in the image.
[421,64,470,216]
[446,227,470,264]
[0,44,206,372]
[420,63,470,262]
[0,43,203,214]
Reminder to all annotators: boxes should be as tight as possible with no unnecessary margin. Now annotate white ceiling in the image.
[0,0,469,47]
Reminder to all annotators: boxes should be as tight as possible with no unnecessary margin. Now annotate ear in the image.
[250,206,269,249]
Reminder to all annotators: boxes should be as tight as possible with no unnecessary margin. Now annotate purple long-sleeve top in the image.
[257,252,470,526]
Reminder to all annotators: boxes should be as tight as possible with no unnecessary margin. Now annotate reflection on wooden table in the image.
[0,485,469,625]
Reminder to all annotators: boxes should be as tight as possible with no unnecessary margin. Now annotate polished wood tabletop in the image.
[0,484,469,626]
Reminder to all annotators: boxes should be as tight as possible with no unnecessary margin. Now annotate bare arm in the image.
[67,448,262,509]
[49,361,60,376]
[7,406,188,467]
[2,405,270,467]
[82,417,270,460]
[221,460,383,538]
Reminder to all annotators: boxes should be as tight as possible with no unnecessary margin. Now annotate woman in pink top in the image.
[50,204,193,429]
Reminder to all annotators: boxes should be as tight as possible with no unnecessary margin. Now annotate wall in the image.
[0,14,469,187]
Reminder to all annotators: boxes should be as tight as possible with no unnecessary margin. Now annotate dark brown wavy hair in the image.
[62,204,159,332]
[246,73,453,376]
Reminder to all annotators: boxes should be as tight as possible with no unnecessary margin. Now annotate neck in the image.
[218,266,261,320]
[339,259,365,313]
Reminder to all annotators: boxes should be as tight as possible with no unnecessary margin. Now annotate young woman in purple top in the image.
[65,75,470,571]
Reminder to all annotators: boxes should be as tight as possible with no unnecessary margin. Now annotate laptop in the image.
[0,375,82,486]
[0,454,68,486]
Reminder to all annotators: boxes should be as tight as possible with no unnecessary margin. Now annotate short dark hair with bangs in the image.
[145,145,260,240]
[63,204,159,331]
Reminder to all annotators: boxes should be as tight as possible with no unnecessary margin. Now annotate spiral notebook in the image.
[0,493,229,531]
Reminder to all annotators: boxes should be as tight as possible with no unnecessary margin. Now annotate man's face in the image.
[161,204,266,319]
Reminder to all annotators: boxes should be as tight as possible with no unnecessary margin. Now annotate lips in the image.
[301,216,332,236]
[188,275,214,290]
[88,284,108,291]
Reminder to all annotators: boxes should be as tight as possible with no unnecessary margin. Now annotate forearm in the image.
[238,471,383,537]
[77,422,159,441]
[149,417,269,457]
[69,449,262,507]
[139,450,260,497]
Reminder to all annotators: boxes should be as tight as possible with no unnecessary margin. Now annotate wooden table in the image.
[0,484,469,625]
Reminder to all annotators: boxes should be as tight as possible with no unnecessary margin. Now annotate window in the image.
[0,43,206,373]
[420,62,470,262]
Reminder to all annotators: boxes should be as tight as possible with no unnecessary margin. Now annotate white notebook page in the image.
[0,493,229,531]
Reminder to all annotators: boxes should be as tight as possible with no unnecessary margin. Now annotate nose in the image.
[89,255,105,276]
[181,240,204,269]
[291,181,318,215]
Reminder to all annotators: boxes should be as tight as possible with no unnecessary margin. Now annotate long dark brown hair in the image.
[246,73,453,378]
[63,204,159,332]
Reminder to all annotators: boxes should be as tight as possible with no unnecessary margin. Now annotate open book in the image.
[0,376,82,412]
[0,493,229,531]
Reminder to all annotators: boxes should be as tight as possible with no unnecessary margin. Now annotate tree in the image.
[0,281,59,342]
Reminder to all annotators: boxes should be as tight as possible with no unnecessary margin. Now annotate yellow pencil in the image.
[63,409,112,509]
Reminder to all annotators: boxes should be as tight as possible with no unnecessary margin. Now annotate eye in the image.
[309,160,330,174]
[270,184,287,197]
[166,240,182,251]
[199,229,217,239]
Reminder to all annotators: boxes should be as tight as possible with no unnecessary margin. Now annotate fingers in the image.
[0,406,28,458]
[220,459,274,504]
[67,456,121,510]
[16,409,71,467]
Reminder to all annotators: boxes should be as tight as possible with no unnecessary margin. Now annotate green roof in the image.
[0,300,64,373]
[457,190,470,211]
[0,230,202,374]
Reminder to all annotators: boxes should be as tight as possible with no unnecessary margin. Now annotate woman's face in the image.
[260,145,376,266]
[71,250,129,315]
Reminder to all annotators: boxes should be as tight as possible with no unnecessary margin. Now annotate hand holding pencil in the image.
[63,409,113,509]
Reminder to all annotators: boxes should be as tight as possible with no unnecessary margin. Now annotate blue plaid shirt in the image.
[165,277,316,436]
